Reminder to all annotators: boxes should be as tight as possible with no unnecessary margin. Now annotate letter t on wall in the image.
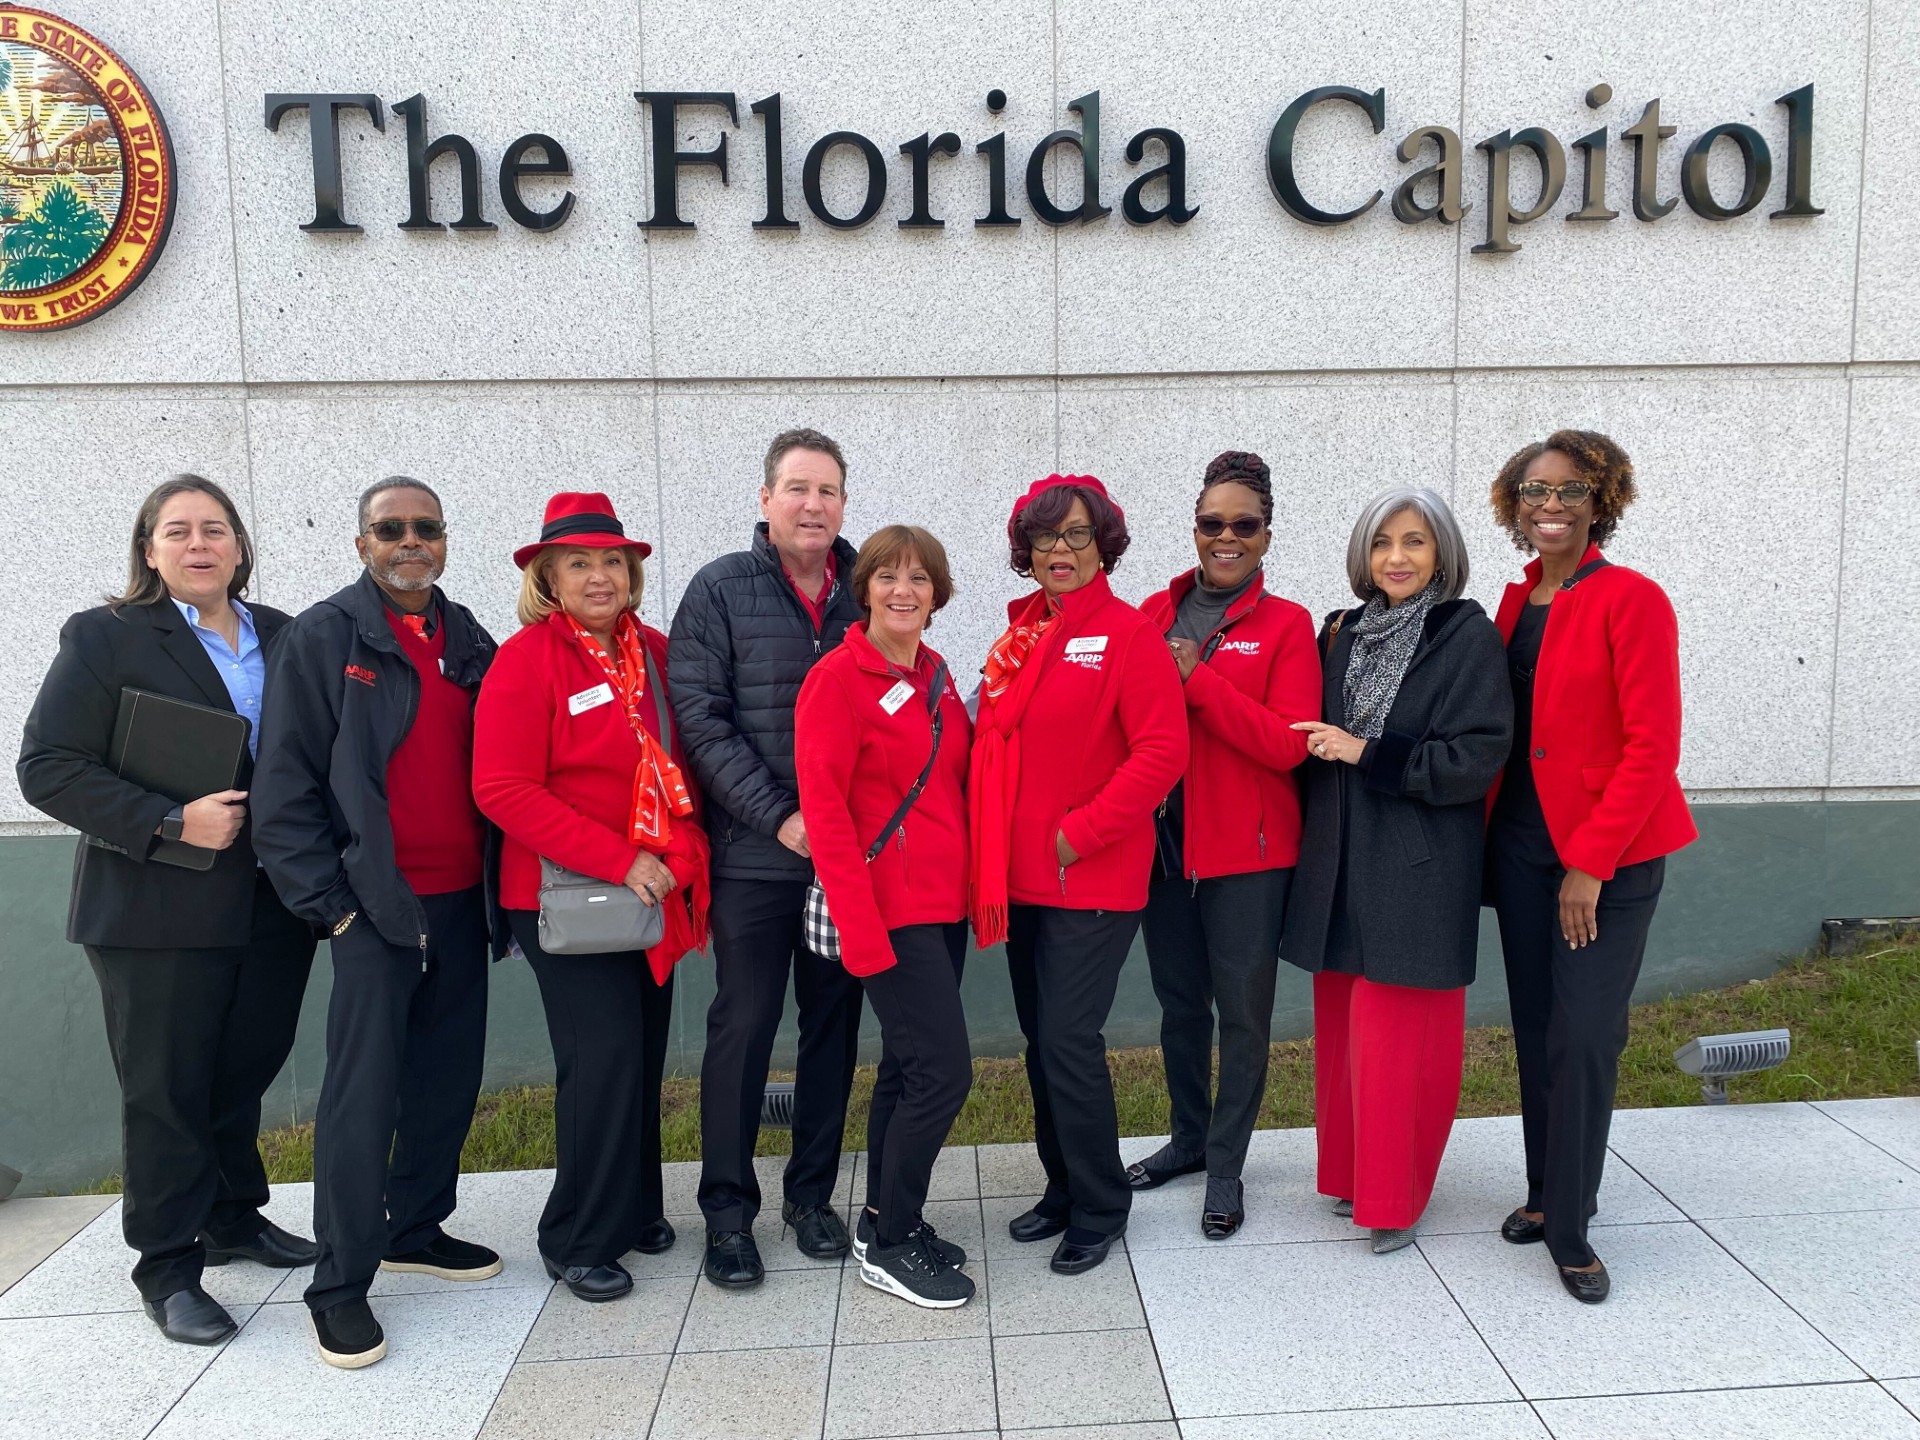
[265,93,385,233]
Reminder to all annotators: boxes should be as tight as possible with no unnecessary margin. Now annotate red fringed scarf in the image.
[968,593,1063,946]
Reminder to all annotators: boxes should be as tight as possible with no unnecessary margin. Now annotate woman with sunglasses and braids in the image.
[1130,452,1321,1238]
[1485,432,1694,1305]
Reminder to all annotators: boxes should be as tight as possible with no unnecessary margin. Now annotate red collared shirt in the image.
[783,555,837,633]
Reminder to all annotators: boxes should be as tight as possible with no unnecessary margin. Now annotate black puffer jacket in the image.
[667,524,861,882]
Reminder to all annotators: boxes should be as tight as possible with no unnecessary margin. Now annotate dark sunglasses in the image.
[1195,516,1265,539]
[365,518,449,543]
[1517,481,1593,508]
[1028,524,1096,552]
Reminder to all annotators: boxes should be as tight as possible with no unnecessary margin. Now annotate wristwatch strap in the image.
[159,805,185,844]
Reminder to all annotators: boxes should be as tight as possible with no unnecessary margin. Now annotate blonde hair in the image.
[517,546,646,628]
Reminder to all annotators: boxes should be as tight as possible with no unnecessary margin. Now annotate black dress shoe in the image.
[144,1285,238,1346]
[1050,1225,1124,1275]
[1007,1206,1069,1244]
[542,1254,634,1302]
[312,1298,386,1369]
[781,1201,850,1258]
[1125,1146,1207,1191]
[633,1218,676,1255]
[1201,1176,1244,1240]
[380,1232,503,1281]
[203,1219,317,1269]
[1559,1260,1610,1304]
[1501,1209,1546,1245]
[704,1230,765,1289]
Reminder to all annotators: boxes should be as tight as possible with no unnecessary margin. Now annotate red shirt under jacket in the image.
[382,608,485,896]
[472,615,711,973]
[1491,544,1698,880]
[1138,570,1322,879]
[986,571,1189,912]
[795,623,972,976]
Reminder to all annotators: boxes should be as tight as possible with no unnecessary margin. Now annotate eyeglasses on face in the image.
[365,518,449,543]
[1516,481,1594,508]
[1028,524,1096,552]
[1195,516,1265,539]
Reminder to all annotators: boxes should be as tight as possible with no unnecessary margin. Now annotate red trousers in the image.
[1313,971,1466,1230]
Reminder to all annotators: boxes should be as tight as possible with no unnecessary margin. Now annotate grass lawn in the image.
[102,933,1920,1192]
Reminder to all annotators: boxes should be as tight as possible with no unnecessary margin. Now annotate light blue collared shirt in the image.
[172,597,264,759]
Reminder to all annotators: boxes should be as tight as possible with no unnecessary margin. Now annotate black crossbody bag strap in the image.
[641,649,673,753]
[864,661,948,861]
[1560,554,1612,590]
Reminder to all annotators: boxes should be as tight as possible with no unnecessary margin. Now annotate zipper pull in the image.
[1258,831,1267,860]
[1058,865,1067,896]
[1190,870,1199,897]
[419,935,428,972]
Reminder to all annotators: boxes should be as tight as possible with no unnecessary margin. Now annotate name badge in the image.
[568,683,615,716]
[1065,635,1108,656]
[879,680,915,715]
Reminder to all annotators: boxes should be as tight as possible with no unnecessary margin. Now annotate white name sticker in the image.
[879,680,915,715]
[1065,635,1109,656]
[568,683,615,715]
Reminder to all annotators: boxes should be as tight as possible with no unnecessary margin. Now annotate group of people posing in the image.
[18,425,1694,1370]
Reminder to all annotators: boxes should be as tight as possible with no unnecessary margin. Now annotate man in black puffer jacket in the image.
[669,428,864,1290]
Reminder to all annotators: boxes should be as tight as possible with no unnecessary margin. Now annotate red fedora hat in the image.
[513,491,653,569]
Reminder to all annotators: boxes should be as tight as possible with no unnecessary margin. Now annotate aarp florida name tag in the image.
[878,680,915,715]
[1064,635,1108,656]
[568,682,615,716]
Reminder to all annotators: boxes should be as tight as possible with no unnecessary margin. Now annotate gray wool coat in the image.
[1280,598,1514,991]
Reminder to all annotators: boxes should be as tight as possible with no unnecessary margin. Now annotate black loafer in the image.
[1125,1151,1206,1191]
[542,1254,634,1303]
[1050,1226,1124,1275]
[312,1297,386,1369]
[380,1232,503,1281]
[1501,1209,1546,1245]
[633,1218,676,1255]
[1007,1206,1069,1244]
[781,1201,850,1258]
[1559,1260,1610,1304]
[704,1229,765,1289]
[203,1219,318,1269]
[144,1285,238,1346]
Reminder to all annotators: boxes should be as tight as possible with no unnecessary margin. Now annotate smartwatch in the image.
[159,805,185,844]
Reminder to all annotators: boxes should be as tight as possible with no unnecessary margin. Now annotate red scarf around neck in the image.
[556,611,694,851]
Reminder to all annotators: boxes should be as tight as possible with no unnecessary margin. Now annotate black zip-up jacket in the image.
[252,570,506,954]
[667,523,861,882]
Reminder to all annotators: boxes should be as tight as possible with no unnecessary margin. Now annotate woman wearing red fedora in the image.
[473,492,711,1303]
[970,474,1187,1275]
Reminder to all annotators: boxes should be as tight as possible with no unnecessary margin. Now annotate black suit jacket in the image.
[17,596,300,949]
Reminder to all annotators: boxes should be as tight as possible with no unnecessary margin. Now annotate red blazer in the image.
[1138,571,1321,878]
[991,571,1189,911]
[1492,545,1697,880]
[472,616,711,970]
[794,624,971,976]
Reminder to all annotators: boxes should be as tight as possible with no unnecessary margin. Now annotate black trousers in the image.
[859,923,971,1248]
[1141,867,1291,1178]
[1006,902,1140,1236]
[697,876,864,1231]
[1489,820,1666,1269]
[305,887,489,1312]
[510,910,674,1267]
[86,872,316,1302]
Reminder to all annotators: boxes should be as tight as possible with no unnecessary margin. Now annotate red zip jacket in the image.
[991,571,1189,911]
[473,615,708,916]
[795,623,971,976]
[1138,569,1321,879]
[1491,544,1698,880]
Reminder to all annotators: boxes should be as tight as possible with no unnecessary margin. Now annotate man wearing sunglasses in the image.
[254,476,506,1369]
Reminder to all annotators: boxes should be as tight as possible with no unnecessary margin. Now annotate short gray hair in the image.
[1344,486,1470,603]
[357,475,442,532]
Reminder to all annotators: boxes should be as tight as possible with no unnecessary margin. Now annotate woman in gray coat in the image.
[1283,487,1511,1253]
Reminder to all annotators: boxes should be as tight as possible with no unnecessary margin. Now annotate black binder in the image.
[88,687,251,872]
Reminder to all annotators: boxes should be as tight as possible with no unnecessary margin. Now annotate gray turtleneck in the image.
[1170,569,1260,645]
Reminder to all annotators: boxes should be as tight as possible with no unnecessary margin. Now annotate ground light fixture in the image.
[1674,1029,1791,1104]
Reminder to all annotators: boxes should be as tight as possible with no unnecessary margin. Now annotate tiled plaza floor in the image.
[3,1099,1918,1439]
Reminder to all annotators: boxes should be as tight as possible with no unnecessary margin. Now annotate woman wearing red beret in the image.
[1485,432,1695,1305]
[795,525,975,1310]
[473,493,711,1304]
[970,475,1188,1275]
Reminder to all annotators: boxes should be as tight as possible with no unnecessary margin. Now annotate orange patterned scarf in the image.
[968,593,1062,946]
[558,611,694,852]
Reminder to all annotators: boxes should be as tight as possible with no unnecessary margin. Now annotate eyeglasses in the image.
[1028,524,1095,552]
[1195,516,1265,539]
[1516,481,1594,508]
[365,518,449,543]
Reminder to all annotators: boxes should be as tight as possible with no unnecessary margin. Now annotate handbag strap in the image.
[1559,554,1612,591]
[1322,607,1357,660]
[864,661,948,861]
[641,647,673,753]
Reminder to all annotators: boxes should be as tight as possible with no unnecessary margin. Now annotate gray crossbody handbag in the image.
[536,650,673,956]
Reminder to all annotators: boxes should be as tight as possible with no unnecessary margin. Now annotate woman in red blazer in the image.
[473,492,711,1305]
[970,474,1188,1276]
[1485,432,1696,1305]
[795,525,975,1310]
[1131,452,1320,1238]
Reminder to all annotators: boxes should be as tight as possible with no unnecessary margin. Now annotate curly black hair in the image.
[1009,482,1130,576]
[1490,429,1638,552]
[1198,450,1273,526]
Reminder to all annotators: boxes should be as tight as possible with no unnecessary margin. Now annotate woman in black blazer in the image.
[17,476,318,1347]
